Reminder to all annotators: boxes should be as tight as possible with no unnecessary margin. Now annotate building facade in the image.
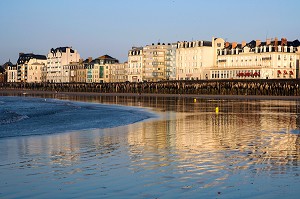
[127,47,143,82]
[2,60,16,82]
[46,47,80,83]
[17,53,47,82]
[107,62,127,83]
[76,64,86,83]
[143,43,170,82]
[176,38,225,80]
[213,38,300,79]
[84,55,119,83]
[27,61,46,83]
[6,65,17,82]
[165,43,177,80]
[61,61,83,83]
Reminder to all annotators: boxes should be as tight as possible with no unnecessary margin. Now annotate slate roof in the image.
[17,53,47,65]
[0,66,4,73]
[95,54,119,64]
[224,39,300,50]
[202,41,212,47]
[2,60,14,69]
[50,47,74,54]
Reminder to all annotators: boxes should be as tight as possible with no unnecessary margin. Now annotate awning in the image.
[277,70,281,74]
[290,71,294,75]
[284,70,288,75]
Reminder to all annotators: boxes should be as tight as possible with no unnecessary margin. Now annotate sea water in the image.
[0,95,299,199]
[0,96,155,138]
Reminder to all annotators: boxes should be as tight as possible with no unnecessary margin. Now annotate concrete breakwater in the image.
[1,80,300,96]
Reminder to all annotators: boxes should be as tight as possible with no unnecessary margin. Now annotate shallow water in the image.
[0,96,155,138]
[0,94,299,199]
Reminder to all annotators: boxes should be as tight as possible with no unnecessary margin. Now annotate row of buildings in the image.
[1,37,300,83]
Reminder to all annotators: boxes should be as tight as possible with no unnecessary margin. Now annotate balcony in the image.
[262,57,271,61]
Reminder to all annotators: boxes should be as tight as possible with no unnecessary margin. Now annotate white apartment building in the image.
[6,65,17,82]
[127,47,143,82]
[176,38,225,80]
[17,53,47,82]
[213,38,300,79]
[46,47,80,83]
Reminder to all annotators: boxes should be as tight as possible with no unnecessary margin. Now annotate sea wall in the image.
[1,80,300,96]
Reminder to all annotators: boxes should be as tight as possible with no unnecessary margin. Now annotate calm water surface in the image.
[0,94,299,199]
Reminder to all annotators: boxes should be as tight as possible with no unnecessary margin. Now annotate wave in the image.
[0,110,29,125]
[0,96,156,139]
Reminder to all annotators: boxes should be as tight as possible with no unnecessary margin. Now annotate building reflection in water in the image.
[124,98,300,184]
[0,94,299,193]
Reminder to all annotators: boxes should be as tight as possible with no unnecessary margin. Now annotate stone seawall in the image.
[1,80,300,96]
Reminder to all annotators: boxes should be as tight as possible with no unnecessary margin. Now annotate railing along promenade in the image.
[1,79,300,96]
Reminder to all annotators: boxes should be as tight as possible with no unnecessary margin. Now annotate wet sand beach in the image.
[0,90,299,198]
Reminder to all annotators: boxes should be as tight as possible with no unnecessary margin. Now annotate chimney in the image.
[88,57,92,63]
[256,40,261,47]
[242,41,247,48]
[274,37,278,52]
[266,38,271,45]
[225,42,230,48]
[281,38,287,46]
[232,42,237,49]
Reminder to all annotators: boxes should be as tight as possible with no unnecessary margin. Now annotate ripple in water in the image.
[0,96,299,199]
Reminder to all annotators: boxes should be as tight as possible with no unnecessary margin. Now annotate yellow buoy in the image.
[215,107,219,113]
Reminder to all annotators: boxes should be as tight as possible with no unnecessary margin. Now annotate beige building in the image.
[27,61,47,83]
[2,60,17,82]
[84,55,119,83]
[143,43,170,82]
[176,38,225,80]
[127,47,143,82]
[76,64,86,83]
[61,61,83,83]
[46,47,80,83]
[107,62,127,83]
[213,38,300,79]
[17,53,47,82]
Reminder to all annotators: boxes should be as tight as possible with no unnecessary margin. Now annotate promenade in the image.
[1,79,300,97]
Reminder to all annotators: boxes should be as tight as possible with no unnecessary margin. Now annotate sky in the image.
[0,0,300,64]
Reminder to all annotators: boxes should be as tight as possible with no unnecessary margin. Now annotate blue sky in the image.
[0,0,300,64]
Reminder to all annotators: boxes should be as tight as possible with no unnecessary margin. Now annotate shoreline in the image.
[0,92,158,139]
[1,89,300,101]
